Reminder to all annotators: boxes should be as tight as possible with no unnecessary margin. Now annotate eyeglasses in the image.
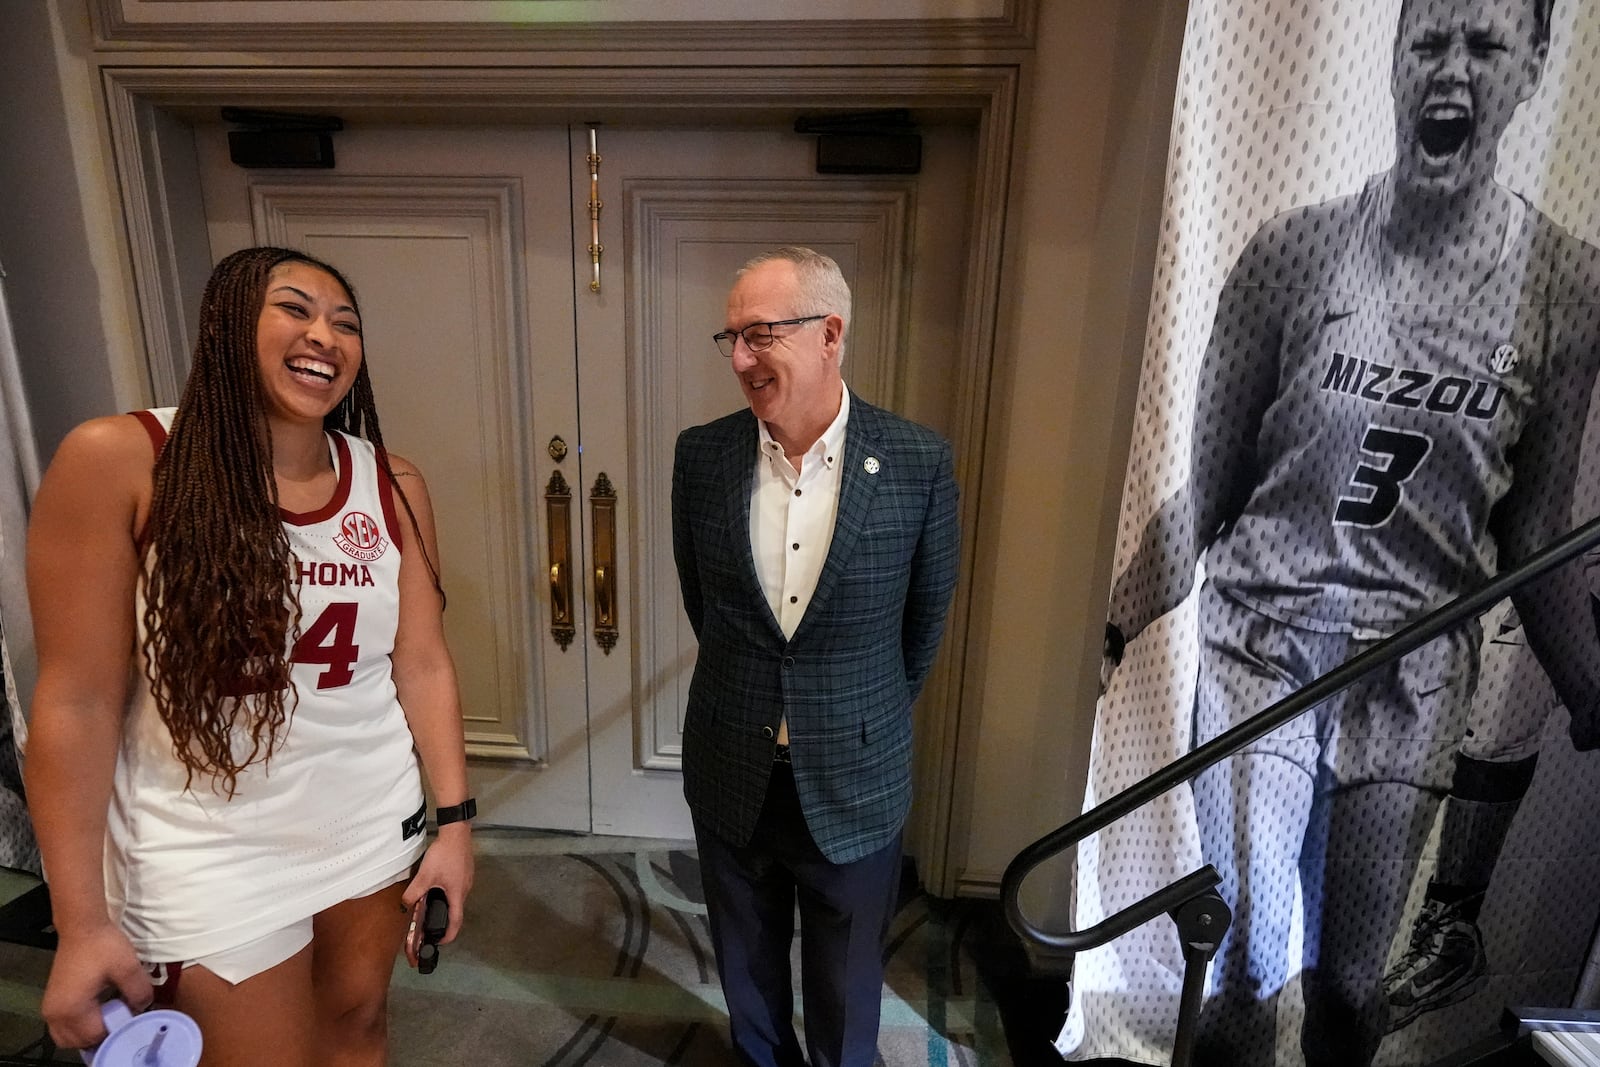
[713,316,825,358]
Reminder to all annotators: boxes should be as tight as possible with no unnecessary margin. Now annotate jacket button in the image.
[782,656,795,670]
[761,726,775,739]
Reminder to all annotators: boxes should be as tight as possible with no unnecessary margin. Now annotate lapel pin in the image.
[864,457,881,475]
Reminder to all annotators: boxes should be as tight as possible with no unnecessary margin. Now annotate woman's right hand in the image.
[40,924,153,1050]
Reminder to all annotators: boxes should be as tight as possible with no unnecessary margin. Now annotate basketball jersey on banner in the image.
[1207,180,1545,636]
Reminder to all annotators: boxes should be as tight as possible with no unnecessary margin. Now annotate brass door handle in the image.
[551,562,568,619]
[590,472,618,654]
[545,470,574,651]
[585,124,603,293]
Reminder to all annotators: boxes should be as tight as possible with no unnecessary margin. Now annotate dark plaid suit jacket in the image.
[671,392,960,865]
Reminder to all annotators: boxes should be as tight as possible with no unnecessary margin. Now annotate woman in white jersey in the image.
[23,246,474,1064]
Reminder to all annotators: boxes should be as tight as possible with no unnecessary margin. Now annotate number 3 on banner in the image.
[1334,426,1433,527]
[291,602,360,689]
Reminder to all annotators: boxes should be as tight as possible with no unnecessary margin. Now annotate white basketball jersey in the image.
[106,409,425,961]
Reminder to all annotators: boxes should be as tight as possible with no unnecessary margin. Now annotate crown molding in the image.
[89,0,1037,53]
[98,63,1021,123]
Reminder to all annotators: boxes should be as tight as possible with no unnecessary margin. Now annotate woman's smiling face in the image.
[254,260,364,426]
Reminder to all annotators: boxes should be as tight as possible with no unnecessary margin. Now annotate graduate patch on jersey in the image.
[333,510,390,562]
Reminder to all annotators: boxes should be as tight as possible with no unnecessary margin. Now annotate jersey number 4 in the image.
[291,602,360,689]
[1334,426,1433,527]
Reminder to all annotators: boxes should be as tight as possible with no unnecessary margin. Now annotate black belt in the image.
[773,743,791,764]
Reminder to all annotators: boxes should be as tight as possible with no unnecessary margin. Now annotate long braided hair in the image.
[140,246,442,796]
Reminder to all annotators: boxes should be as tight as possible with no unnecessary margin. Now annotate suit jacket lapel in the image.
[717,413,786,642]
[794,393,881,642]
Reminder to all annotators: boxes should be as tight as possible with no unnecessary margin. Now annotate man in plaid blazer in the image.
[672,247,960,1067]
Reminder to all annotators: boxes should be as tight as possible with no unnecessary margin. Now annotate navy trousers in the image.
[694,761,903,1067]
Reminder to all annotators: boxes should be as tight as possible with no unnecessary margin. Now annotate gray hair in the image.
[739,246,852,361]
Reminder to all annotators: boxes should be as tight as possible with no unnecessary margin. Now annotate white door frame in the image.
[95,60,1019,897]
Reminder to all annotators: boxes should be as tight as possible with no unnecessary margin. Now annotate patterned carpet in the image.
[1,831,1031,1065]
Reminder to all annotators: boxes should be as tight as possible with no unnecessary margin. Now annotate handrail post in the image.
[1170,891,1232,1067]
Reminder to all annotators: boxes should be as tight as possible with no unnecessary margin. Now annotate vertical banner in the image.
[1067,1,1600,1065]
[1,622,37,874]
[0,269,40,876]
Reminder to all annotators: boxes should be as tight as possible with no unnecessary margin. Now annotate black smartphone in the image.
[417,886,449,975]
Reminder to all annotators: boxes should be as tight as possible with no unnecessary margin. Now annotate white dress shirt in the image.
[751,385,849,745]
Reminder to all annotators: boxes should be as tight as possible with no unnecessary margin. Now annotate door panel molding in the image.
[100,59,1017,894]
[627,180,916,776]
[252,175,545,765]
[630,179,913,409]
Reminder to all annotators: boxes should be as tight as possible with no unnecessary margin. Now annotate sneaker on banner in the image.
[1383,899,1489,1032]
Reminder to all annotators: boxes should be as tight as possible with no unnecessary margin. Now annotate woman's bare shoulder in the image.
[55,413,159,463]
[382,449,424,480]
[39,413,159,513]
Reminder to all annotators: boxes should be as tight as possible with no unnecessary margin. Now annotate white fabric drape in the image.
[0,262,40,673]
[0,263,41,873]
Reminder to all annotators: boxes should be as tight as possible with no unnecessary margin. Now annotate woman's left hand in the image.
[401,823,474,967]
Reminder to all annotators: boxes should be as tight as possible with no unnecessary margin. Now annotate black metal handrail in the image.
[1002,509,1600,956]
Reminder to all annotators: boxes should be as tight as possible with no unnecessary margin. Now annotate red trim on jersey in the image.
[144,959,183,1006]
[135,413,355,527]
[374,445,405,555]
[280,433,353,526]
[131,409,168,456]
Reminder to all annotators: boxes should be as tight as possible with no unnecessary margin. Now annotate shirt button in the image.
[792,542,799,550]
[789,596,798,604]
[761,726,775,739]
[782,656,795,670]
[794,489,802,497]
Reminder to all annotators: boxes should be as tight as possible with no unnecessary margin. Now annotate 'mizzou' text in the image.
[1320,352,1506,420]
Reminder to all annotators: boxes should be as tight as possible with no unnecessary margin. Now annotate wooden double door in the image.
[194,120,973,838]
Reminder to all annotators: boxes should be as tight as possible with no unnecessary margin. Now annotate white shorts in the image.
[148,864,412,989]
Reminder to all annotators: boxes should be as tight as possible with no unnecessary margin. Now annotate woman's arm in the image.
[384,454,474,957]
[24,415,157,1048]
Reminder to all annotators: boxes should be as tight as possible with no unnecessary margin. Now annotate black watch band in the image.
[434,798,477,826]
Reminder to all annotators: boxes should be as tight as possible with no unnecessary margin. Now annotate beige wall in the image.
[0,3,148,456]
[954,1,1186,898]
[0,0,1189,901]
[0,2,150,711]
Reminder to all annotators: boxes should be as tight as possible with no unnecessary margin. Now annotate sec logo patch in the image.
[334,510,389,562]
[1490,343,1519,375]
